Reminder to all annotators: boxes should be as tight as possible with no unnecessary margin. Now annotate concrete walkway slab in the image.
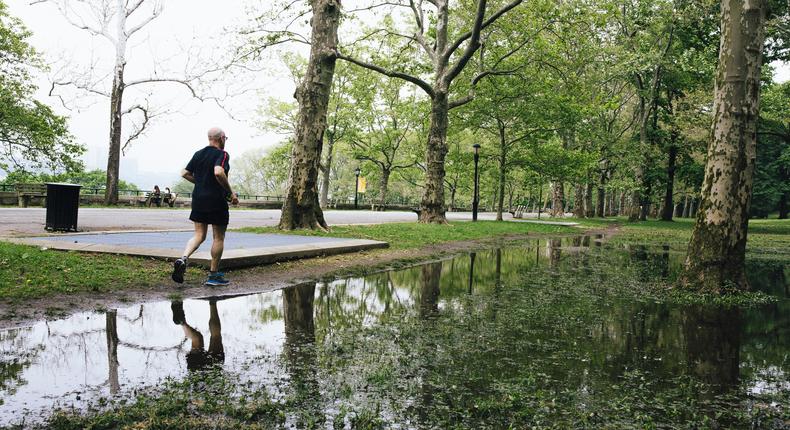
[8,231,388,268]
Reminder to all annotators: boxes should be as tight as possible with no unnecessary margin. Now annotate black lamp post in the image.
[354,167,361,209]
[472,144,481,221]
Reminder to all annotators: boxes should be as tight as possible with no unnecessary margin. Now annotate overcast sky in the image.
[9,0,300,189]
[6,1,790,189]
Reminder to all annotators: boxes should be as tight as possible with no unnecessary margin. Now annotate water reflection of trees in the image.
[306,242,789,427]
[281,282,323,427]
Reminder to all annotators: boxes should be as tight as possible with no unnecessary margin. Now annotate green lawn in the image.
[238,220,575,250]
[1,217,787,303]
[0,242,201,302]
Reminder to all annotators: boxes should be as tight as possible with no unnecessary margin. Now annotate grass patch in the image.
[239,221,574,250]
[0,242,200,302]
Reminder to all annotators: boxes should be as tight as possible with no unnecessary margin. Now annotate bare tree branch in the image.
[121,104,150,153]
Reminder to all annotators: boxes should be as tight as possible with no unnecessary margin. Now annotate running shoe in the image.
[172,258,187,283]
[205,272,230,286]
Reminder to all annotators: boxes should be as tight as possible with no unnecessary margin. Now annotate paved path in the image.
[0,208,517,237]
[13,231,387,268]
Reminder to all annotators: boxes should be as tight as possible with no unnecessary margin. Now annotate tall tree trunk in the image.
[550,181,564,217]
[379,168,391,206]
[619,190,626,215]
[420,93,449,223]
[661,144,678,221]
[496,122,507,221]
[584,182,594,218]
[596,186,605,217]
[682,0,766,292]
[450,183,457,211]
[639,180,652,221]
[279,0,341,230]
[319,135,334,208]
[682,194,691,217]
[104,3,127,206]
[573,184,585,218]
[105,71,124,206]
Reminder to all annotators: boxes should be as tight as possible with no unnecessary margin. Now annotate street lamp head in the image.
[472,143,481,154]
[354,167,361,176]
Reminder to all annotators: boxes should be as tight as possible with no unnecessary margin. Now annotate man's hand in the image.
[230,193,239,206]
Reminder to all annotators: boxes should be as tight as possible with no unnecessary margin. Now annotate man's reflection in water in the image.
[171,299,225,371]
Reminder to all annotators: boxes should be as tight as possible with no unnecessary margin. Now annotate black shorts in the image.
[190,209,229,226]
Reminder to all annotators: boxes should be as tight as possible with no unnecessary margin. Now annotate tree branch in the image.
[448,95,474,110]
[442,0,523,65]
[121,104,150,153]
[126,3,161,37]
[337,53,435,98]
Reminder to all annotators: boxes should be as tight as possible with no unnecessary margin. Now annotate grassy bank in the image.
[238,220,574,250]
[0,221,574,302]
[0,241,192,302]
[575,217,790,261]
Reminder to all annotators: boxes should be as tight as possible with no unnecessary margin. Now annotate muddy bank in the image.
[0,227,614,328]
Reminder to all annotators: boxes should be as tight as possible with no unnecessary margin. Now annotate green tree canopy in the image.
[0,1,83,174]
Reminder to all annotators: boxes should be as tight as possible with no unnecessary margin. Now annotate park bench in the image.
[138,192,177,207]
[15,183,47,208]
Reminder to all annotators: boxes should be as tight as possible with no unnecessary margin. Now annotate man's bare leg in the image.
[172,223,208,283]
[210,224,227,272]
[182,222,208,258]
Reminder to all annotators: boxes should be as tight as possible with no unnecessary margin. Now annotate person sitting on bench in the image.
[149,185,162,207]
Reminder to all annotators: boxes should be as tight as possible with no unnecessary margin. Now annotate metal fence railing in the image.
[3,183,432,208]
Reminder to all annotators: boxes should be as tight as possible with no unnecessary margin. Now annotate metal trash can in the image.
[45,183,82,231]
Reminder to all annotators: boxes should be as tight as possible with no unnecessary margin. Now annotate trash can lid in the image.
[45,182,83,187]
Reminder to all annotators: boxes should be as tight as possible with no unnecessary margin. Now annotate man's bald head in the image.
[207,127,227,149]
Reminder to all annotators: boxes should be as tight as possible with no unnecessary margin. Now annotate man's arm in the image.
[181,169,195,184]
[214,166,239,205]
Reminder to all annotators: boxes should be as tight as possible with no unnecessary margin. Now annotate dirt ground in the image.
[0,227,615,329]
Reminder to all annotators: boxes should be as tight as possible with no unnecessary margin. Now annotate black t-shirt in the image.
[185,146,230,212]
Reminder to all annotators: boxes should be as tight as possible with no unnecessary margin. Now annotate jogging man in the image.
[171,127,239,286]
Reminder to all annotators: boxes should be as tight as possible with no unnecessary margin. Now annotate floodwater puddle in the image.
[1,235,788,428]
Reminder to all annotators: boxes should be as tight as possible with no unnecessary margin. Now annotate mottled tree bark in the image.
[421,94,450,222]
[279,0,341,230]
[550,181,565,217]
[379,168,391,207]
[682,0,766,292]
[105,69,124,205]
[682,195,691,217]
[319,135,334,208]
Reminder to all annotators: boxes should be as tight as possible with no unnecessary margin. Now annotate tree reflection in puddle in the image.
[0,235,788,428]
